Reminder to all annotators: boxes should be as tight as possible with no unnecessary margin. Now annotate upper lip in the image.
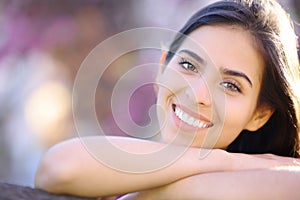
[172,104,212,124]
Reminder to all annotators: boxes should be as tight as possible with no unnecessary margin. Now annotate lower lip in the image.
[171,105,206,132]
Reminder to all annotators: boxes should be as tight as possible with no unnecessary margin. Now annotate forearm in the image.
[35,136,295,198]
[130,166,300,200]
[34,136,232,197]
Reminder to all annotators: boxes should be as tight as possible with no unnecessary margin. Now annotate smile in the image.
[174,105,213,128]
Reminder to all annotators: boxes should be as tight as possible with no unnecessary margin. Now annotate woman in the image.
[159,0,300,157]
[35,0,300,199]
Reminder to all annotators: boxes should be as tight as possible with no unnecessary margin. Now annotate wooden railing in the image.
[0,182,96,200]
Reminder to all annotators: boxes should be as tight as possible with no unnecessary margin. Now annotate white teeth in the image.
[174,106,212,128]
[199,121,204,128]
[181,113,187,121]
[187,117,194,126]
[193,120,200,127]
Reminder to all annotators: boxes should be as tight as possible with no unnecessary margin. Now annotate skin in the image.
[117,25,300,199]
[34,25,299,198]
[156,25,272,148]
[119,166,300,200]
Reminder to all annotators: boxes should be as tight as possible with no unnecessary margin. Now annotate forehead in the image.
[179,25,265,86]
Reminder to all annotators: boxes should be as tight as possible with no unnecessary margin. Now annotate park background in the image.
[0,0,299,187]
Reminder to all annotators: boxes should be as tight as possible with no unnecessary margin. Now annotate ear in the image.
[244,104,275,131]
[154,52,168,95]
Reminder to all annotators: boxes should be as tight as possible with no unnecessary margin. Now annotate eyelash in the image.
[220,80,242,93]
[178,57,242,93]
[178,57,198,73]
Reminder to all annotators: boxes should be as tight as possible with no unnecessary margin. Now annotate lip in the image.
[171,103,213,130]
[173,104,212,124]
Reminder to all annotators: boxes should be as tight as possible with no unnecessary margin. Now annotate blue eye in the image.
[178,58,198,73]
[220,81,241,93]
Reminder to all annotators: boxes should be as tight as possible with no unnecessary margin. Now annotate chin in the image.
[160,132,198,147]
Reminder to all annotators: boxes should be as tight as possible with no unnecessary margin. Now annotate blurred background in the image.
[0,0,299,187]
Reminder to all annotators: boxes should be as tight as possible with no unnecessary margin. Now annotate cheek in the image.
[220,98,256,141]
[158,67,186,88]
[156,67,189,104]
[228,98,255,123]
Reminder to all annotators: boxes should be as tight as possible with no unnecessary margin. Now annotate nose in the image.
[185,77,212,106]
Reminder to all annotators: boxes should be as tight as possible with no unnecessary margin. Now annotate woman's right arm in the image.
[34,136,283,198]
[34,136,231,197]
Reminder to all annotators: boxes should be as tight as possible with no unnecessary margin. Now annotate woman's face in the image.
[156,25,267,149]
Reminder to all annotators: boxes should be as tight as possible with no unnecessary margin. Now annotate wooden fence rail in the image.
[0,182,96,200]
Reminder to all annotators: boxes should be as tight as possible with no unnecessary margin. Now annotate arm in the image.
[34,136,232,197]
[120,159,300,200]
[34,136,292,198]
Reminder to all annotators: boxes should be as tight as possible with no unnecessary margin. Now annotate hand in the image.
[228,152,300,171]
[247,153,300,169]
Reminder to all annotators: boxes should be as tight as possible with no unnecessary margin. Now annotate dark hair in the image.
[165,0,300,157]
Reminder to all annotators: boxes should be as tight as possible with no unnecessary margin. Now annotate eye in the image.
[178,58,198,73]
[220,80,241,93]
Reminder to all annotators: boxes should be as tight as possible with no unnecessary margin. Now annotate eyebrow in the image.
[221,67,253,87]
[178,49,207,66]
[178,49,253,87]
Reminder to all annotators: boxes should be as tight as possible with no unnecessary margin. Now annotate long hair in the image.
[165,0,300,157]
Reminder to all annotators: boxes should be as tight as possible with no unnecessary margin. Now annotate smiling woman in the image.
[162,0,300,157]
[35,0,300,199]
[156,25,268,149]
